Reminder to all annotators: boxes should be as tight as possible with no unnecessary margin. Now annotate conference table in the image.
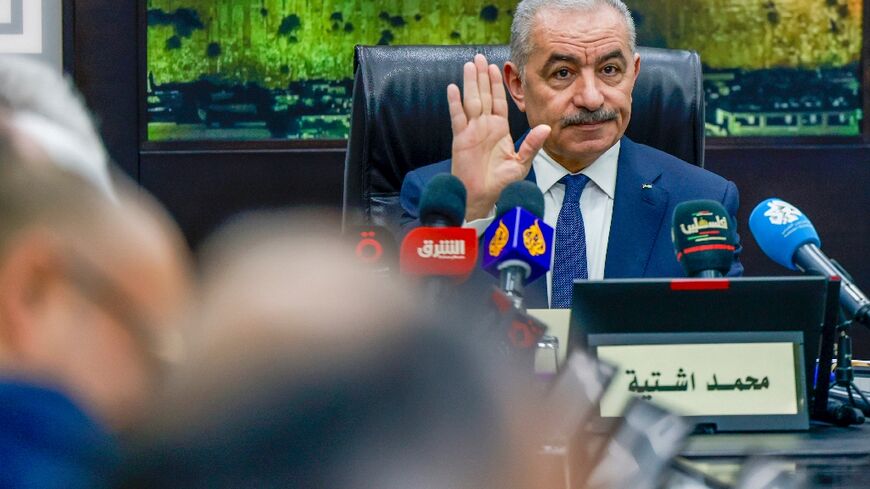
[679,422,870,488]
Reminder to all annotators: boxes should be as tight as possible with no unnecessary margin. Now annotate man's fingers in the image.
[516,124,551,164]
[489,64,508,118]
[447,84,467,133]
[462,61,482,119]
[475,54,492,115]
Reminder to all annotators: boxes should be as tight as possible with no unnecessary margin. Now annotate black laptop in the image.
[569,276,830,432]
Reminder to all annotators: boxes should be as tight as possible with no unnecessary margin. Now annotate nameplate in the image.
[590,332,807,423]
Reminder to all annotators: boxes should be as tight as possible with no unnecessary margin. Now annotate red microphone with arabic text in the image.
[400,174,478,298]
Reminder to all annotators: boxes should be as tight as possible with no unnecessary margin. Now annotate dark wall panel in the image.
[139,150,345,247]
[70,0,139,178]
[707,146,869,285]
[708,146,870,354]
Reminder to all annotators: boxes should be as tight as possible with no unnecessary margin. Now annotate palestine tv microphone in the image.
[671,200,737,278]
[482,181,553,309]
[399,174,478,295]
[750,198,870,326]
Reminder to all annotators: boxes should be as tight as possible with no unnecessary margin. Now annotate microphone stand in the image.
[497,262,561,375]
[829,319,870,416]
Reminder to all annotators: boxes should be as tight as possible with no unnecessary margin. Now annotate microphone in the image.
[671,200,737,278]
[400,174,478,291]
[826,399,865,427]
[749,198,870,325]
[345,225,397,273]
[481,181,553,308]
[419,173,466,227]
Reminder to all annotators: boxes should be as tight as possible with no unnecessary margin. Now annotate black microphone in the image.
[826,399,865,427]
[345,225,397,274]
[418,173,466,227]
[749,198,870,326]
[671,200,737,278]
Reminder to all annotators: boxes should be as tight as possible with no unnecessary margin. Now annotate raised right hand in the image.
[448,54,551,221]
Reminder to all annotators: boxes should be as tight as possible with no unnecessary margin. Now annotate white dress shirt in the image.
[466,142,619,304]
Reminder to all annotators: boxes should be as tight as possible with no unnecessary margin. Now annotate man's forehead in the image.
[530,7,631,60]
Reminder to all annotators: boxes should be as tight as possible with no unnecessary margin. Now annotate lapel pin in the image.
[642,183,653,189]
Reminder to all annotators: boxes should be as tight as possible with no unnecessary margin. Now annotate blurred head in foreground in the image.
[0,56,114,195]
[121,211,543,489]
[0,117,191,432]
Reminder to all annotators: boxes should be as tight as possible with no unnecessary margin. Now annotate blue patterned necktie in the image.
[551,173,590,308]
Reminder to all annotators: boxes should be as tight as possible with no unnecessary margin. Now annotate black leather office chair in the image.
[343,45,705,230]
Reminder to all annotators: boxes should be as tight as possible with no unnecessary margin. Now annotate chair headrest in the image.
[347,44,704,204]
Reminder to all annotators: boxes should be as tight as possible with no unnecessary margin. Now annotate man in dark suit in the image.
[400,0,742,309]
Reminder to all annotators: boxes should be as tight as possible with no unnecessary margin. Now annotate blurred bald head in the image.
[122,211,545,489]
[188,211,418,388]
[0,118,191,430]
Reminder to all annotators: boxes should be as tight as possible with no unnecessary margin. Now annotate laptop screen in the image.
[569,277,827,431]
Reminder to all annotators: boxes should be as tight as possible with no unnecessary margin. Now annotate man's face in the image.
[506,7,640,170]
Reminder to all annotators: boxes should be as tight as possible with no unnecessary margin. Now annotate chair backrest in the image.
[343,45,704,229]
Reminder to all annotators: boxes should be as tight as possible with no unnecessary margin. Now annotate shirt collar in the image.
[532,140,619,199]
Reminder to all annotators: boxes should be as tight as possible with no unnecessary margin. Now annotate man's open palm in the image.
[448,54,550,221]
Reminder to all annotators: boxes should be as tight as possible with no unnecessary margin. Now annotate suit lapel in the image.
[605,138,669,278]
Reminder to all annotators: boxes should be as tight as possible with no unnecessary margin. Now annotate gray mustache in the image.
[561,109,617,127]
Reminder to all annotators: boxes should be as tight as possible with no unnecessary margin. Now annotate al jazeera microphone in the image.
[400,175,478,298]
[671,200,738,278]
[482,181,553,309]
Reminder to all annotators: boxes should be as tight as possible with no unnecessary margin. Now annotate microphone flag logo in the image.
[523,219,547,256]
[488,220,509,257]
[763,200,803,225]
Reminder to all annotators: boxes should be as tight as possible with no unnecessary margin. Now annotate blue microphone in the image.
[482,181,554,308]
[750,198,869,325]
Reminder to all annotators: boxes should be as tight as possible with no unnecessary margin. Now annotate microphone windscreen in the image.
[496,181,545,219]
[671,200,736,276]
[749,198,820,270]
[419,174,467,227]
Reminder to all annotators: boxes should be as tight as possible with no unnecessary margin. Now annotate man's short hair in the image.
[0,56,113,196]
[0,114,113,254]
[509,0,637,78]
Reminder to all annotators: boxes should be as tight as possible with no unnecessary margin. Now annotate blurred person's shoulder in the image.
[0,380,120,489]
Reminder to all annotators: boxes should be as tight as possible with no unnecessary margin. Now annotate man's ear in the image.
[503,61,526,113]
[0,234,64,358]
[632,52,641,83]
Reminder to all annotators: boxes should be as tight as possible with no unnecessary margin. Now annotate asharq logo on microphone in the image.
[416,239,467,260]
[399,227,478,280]
[762,200,803,226]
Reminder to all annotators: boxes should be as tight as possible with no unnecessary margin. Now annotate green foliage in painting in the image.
[145,0,863,140]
